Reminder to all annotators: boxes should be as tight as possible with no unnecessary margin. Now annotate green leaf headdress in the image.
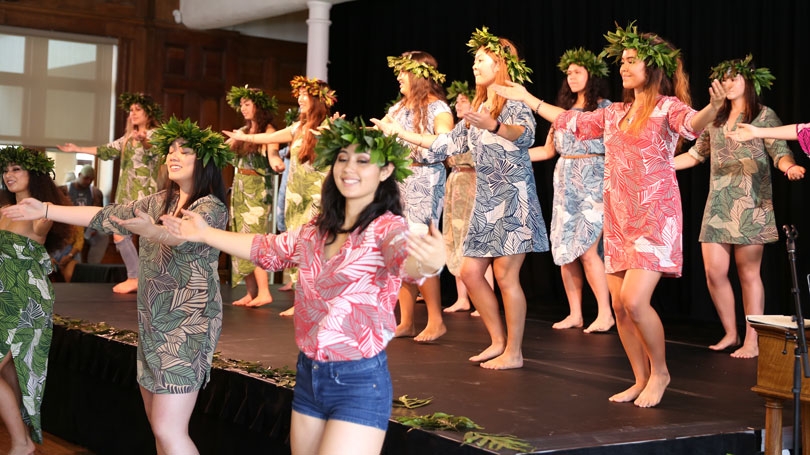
[445,81,475,108]
[466,27,533,84]
[710,54,775,96]
[118,92,165,122]
[386,54,446,84]
[600,21,680,78]
[290,76,337,108]
[226,85,279,115]
[150,116,234,169]
[313,117,413,183]
[558,47,609,79]
[0,146,55,178]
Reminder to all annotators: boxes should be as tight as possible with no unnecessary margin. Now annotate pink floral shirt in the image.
[797,123,810,157]
[250,212,420,361]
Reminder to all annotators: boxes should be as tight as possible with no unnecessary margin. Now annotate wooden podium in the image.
[749,315,810,455]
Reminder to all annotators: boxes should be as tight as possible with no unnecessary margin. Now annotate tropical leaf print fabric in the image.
[89,192,228,393]
[96,130,162,204]
[549,99,611,266]
[230,156,271,285]
[389,100,451,224]
[427,100,549,257]
[556,96,698,277]
[687,107,792,244]
[284,123,328,232]
[250,213,419,361]
[0,231,54,443]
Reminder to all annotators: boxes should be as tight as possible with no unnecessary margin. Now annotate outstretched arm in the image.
[370,116,439,149]
[1,198,100,227]
[57,143,99,155]
[491,81,566,124]
[162,209,255,260]
[728,123,799,142]
[223,125,294,146]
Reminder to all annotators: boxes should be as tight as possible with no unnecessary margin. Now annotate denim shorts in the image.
[292,351,393,431]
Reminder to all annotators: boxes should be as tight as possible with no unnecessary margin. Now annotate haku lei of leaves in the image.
[0,146,54,176]
[387,55,446,84]
[392,394,433,409]
[710,54,775,95]
[118,92,164,122]
[150,116,234,169]
[395,412,482,431]
[466,26,533,84]
[313,117,413,182]
[51,315,296,387]
[558,47,610,78]
[226,85,279,115]
[290,76,337,108]
[600,21,680,78]
[464,432,535,452]
[445,81,474,108]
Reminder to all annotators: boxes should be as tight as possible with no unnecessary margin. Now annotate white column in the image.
[306,1,332,81]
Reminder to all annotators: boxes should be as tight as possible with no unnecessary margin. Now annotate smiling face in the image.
[240,98,256,121]
[566,63,590,94]
[397,71,411,97]
[297,88,311,114]
[472,48,498,87]
[166,139,197,189]
[332,144,393,207]
[620,49,647,90]
[2,163,30,197]
[454,93,471,117]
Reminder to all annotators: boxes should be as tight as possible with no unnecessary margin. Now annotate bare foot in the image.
[278,282,294,291]
[634,372,670,408]
[414,322,447,342]
[584,316,615,333]
[469,343,505,363]
[730,343,758,359]
[443,300,471,313]
[709,334,740,351]
[471,310,480,317]
[232,294,253,306]
[112,278,138,294]
[480,351,523,370]
[395,323,417,338]
[609,382,646,403]
[9,438,35,455]
[246,295,273,307]
[552,314,583,330]
[279,306,295,317]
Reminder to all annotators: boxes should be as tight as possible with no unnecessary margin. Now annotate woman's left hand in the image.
[785,164,806,181]
[708,79,727,111]
[110,209,155,236]
[463,107,497,132]
[407,221,446,276]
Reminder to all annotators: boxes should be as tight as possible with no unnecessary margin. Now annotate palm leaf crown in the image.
[387,54,446,84]
[118,92,164,122]
[0,146,55,177]
[710,54,775,96]
[226,85,279,115]
[290,76,337,108]
[150,116,234,169]
[466,27,533,84]
[600,21,679,78]
[557,48,609,79]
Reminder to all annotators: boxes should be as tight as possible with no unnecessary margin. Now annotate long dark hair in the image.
[315,166,402,245]
[1,170,72,253]
[160,158,226,217]
[555,72,610,112]
[231,101,275,156]
[713,77,761,127]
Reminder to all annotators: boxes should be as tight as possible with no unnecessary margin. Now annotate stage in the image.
[40,281,775,455]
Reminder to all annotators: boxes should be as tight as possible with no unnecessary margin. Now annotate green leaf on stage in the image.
[464,431,534,452]
[395,412,482,431]
[392,394,433,409]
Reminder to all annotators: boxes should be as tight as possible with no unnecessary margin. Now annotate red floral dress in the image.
[555,96,699,277]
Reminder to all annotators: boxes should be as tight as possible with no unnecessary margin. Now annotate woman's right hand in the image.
[56,143,79,153]
[491,81,530,103]
[161,209,208,243]
[269,155,286,173]
[223,129,247,141]
[0,198,46,221]
[370,116,403,136]
[726,123,759,142]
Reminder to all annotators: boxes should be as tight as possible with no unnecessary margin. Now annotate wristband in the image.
[44,203,50,220]
[489,120,501,134]
[784,164,796,177]
[535,99,544,115]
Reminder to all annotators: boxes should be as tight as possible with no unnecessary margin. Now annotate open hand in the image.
[708,79,727,111]
[110,209,155,236]
[0,198,46,221]
[725,123,758,142]
[491,81,529,102]
[161,209,208,243]
[407,221,446,275]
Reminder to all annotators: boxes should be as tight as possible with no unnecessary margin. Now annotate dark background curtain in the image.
[327,0,809,325]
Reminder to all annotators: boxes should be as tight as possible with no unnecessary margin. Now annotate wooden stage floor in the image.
[43,282,775,454]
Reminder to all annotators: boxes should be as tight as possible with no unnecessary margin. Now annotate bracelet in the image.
[784,164,796,177]
[535,99,544,115]
[489,120,501,134]
[44,203,50,220]
[416,261,443,278]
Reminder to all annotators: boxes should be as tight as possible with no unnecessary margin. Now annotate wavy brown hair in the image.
[392,51,447,134]
[555,69,611,112]
[296,84,331,165]
[230,100,276,157]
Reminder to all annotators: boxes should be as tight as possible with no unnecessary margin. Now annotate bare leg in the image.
[702,243,740,351]
[475,255,527,370]
[145,388,201,455]
[731,244,764,359]
[318,419,387,455]
[580,242,615,333]
[0,355,34,455]
[233,273,257,306]
[414,276,447,342]
[112,234,139,294]
[291,411,327,455]
[395,282,418,337]
[462,257,504,362]
[607,272,648,404]
[554,260,585,329]
[246,268,273,307]
[444,276,472,312]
